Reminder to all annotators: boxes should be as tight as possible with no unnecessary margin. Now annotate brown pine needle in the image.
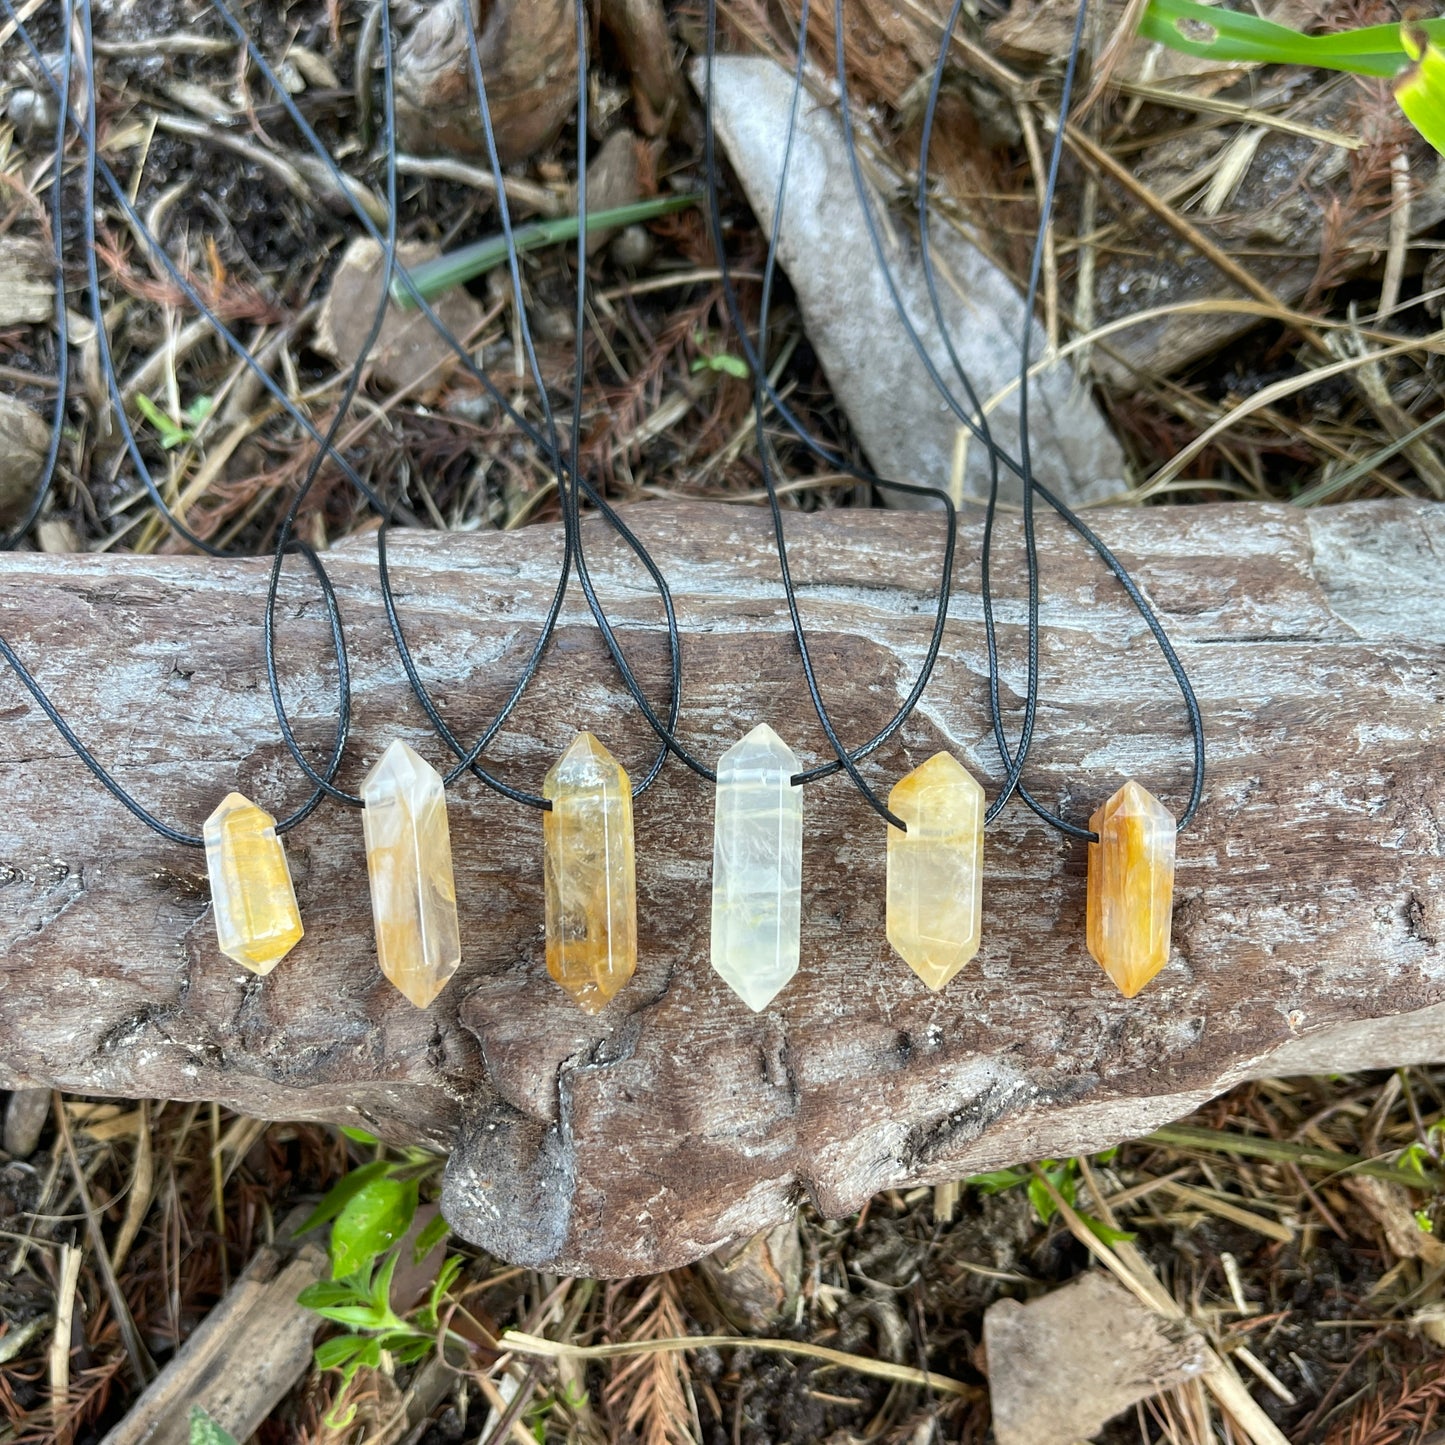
[502,1328,980,1399]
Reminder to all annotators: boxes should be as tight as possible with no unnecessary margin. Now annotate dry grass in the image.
[5,1071,1445,1442]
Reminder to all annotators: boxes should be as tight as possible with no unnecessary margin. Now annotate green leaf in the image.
[390,193,700,308]
[965,1169,1028,1195]
[188,1407,241,1445]
[296,1159,394,1239]
[135,393,188,448]
[413,1212,451,1264]
[297,1277,370,1312]
[1027,1174,1058,1224]
[340,1125,382,1146]
[302,1300,398,1330]
[1396,26,1445,156]
[314,1335,381,1373]
[417,1254,465,1332]
[690,352,750,379]
[384,1335,434,1366]
[1078,1211,1138,1247]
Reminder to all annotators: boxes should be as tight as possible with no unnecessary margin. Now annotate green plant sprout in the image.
[967,1151,1137,1246]
[690,330,751,379]
[296,1128,466,1428]
[1140,0,1445,154]
[135,393,212,450]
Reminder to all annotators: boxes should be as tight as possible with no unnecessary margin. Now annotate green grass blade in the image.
[1140,0,1445,77]
[390,193,699,309]
[1145,1123,1445,1190]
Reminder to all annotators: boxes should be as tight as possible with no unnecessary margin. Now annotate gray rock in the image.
[693,56,1126,509]
[985,1271,1208,1445]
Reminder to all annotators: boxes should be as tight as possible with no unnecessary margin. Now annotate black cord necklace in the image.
[694,0,1204,1003]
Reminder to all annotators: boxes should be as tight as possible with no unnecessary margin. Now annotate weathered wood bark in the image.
[1,500,1443,1277]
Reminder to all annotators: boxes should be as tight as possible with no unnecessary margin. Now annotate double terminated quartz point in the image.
[886,752,984,990]
[543,732,637,1013]
[711,724,803,1012]
[362,740,462,1009]
[204,793,303,974]
[1086,780,1177,997]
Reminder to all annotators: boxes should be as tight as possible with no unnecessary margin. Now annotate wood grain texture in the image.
[1,499,1443,1277]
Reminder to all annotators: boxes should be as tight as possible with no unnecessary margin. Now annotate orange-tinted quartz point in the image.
[542,732,637,1013]
[1086,780,1176,997]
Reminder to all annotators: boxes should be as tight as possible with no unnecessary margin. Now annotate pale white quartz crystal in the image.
[710,723,803,1011]
[361,740,462,1009]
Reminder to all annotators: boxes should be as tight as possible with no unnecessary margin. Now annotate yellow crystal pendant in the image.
[361,740,462,1009]
[886,751,984,990]
[203,792,303,974]
[1086,780,1176,997]
[543,731,637,1013]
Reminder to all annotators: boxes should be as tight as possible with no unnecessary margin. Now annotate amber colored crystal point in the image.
[886,751,984,990]
[204,792,303,974]
[1086,780,1177,998]
[543,731,637,1013]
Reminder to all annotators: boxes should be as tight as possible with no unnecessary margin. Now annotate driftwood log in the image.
[2,499,1443,1277]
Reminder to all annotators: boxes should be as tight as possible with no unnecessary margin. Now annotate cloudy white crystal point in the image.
[710,723,804,1011]
[361,740,462,1009]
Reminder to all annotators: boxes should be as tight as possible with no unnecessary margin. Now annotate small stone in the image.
[985,1271,1207,1445]
[543,732,636,1013]
[1086,780,1177,997]
[203,793,303,975]
[886,752,983,990]
[0,392,51,531]
[710,724,803,1012]
[362,741,462,1009]
[3,1088,50,1160]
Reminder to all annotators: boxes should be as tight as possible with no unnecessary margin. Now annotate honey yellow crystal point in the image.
[1086,780,1177,998]
[886,751,984,990]
[543,731,637,1013]
[204,792,303,975]
[361,740,462,1009]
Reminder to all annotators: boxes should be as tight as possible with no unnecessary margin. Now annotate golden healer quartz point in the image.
[203,792,303,974]
[543,731,637,1014]
[1086,780,1177,998]
[886,751,984,990]
[361,740,462,1010]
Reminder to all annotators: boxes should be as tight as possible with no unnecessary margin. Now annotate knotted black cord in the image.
[261,0,411,810]
[560,0,686,794]
[0,536,350,845]
[207,0,687,808]
[704,0,1204,837]
[836,0,1203,835]
[1,0,408,548]
[0,1,71,552]
[968,0,1205,837]
[0,0,352,845]
[605,0,977,818]
[381,0,680,805]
